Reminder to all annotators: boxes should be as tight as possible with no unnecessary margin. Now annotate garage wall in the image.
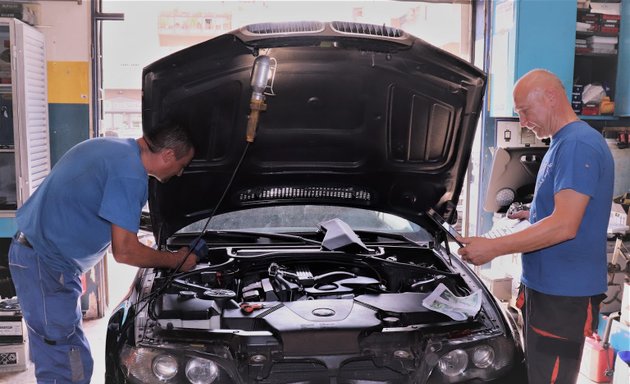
[39,0,91,164]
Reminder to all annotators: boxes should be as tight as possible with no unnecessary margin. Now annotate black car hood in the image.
[142,21,486,240]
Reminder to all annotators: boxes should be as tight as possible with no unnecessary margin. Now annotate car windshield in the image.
[176,205,422,234]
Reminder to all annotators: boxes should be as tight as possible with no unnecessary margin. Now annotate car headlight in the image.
[428,336,516,383]
[472,345,495,369]
[438,349,468,377]
[120,346,232,384]
[152,354,178,380]
[186,358,219,384]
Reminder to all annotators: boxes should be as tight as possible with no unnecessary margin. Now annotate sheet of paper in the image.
[422,283,482,321]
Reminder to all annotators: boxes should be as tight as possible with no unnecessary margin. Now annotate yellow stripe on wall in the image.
[47,61,90,104]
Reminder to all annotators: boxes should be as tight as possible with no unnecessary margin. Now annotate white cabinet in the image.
[0,17,50,218]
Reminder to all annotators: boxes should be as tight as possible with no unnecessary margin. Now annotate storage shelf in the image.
[575,52,618,57]
[579,115,618,121]
[576,30,619,38]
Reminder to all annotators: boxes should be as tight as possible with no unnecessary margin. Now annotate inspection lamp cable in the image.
[115,55,272,344]
[151,54,271,290]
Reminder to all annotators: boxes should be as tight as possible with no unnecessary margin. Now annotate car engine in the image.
[143,244,478,338]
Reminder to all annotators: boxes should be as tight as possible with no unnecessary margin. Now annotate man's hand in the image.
[174,247,198,272]
[457,236,500,266]
[507,209,530,221]
[112,224,198,271]
[457,190,591,268]
[506,202,530,220]
[189,238,209,259]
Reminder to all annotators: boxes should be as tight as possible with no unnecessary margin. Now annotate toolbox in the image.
[0,297,28,372]
[0,297,24,344]
[0,341,28,373]
[0,314,24,344]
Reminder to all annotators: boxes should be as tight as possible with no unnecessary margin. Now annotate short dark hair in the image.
[144,121,194,159]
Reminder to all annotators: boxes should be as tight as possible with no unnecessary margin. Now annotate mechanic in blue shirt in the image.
[458,69,614,384]
[9,121,199,383]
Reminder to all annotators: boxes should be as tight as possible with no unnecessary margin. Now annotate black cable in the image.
[170,141,252,274]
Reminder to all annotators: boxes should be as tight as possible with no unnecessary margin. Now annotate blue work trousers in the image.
[8,239,93,384]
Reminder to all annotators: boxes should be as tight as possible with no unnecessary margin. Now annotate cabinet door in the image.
[489,0,577,117]
[12,19,50,205]
[615,0,630,116]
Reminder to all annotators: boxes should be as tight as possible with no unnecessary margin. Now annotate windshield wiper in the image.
[200,229,323,246]
[354,230,432,248]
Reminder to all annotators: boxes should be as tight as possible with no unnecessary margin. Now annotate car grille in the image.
[339,360,409,383]
[331,21,403,38]
[263,362,328,383]
[245,22,325,34]
[237,186,373,203]
[258,359,409,383]
[243,21,403,39]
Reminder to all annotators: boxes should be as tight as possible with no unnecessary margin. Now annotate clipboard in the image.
[426,208,464,247]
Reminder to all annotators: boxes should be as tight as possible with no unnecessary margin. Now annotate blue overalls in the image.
[9,234,93,384]
[8,138,148,383]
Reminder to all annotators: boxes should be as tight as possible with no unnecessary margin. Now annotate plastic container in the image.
[580,335,616,382]
[579,312,620,383]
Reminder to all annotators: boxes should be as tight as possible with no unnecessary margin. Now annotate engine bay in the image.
[143,243,485,338]
[112,228,520,383]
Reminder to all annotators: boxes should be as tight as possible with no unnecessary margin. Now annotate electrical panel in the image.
[495,119,549,148]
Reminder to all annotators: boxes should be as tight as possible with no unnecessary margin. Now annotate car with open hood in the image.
[105,21,526,384]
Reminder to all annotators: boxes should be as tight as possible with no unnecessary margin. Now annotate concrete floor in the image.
[0,315,110,384]
[0,254,137,384]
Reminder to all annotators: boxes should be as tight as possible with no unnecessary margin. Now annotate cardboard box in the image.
[480,270,513,302]
[0,2,40,26]
[582,103,600,115]
[600,27,620,34]
[601,14,621,22]
[609,203,629,234]
[0,342,28,373]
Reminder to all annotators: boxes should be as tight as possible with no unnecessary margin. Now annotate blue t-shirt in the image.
[522,121,614,296]
[16,138,148,274]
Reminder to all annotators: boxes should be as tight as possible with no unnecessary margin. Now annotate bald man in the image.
[458,69,614,383]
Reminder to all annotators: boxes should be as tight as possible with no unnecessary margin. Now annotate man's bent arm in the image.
[458,189,589,265]
[111,224,197,271]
